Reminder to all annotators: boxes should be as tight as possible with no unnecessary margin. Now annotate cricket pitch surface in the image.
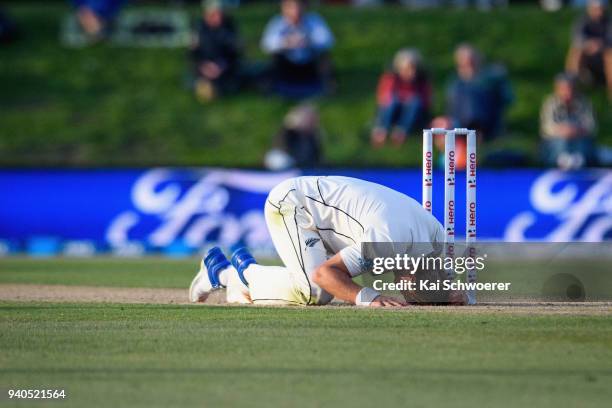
[1,283,612,316]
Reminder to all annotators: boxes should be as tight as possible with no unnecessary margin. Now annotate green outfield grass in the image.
[1,258,612,407]
[0,258,198,288]
[1,2,610,167]
[0,303,611,407]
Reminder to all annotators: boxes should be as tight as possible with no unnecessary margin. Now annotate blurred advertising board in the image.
[0,168,610,255]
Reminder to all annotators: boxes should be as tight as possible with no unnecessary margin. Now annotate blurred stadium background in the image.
[0,0,610,258]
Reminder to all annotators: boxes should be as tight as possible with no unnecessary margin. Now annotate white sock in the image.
[218,265,250,289]
[243,263,261,283]
[218,266,230,287]
[224,265,250,304]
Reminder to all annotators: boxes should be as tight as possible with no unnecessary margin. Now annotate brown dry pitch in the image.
[1,284,612,315]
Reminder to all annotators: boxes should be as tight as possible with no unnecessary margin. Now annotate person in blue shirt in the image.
[71,0,126,38]
[260,0,335,98]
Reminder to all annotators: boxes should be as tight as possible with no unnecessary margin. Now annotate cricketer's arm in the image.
[312,253,406,307]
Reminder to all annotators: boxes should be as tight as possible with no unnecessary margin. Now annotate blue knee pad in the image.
[230,247,257,287]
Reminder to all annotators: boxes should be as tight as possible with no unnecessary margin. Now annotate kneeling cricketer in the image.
[189,175,452,307]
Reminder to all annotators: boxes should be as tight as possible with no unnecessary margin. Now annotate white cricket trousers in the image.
[228,179,333,306]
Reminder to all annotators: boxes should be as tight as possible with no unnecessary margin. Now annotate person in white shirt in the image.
[190,176,446,308]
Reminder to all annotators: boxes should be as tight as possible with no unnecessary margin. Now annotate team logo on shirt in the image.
[358,257,373,273]
[305,238,320,248]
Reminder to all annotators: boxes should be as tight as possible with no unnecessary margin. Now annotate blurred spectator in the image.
[436,44,513,142]
[540,73,597,169]
[402,0,507,9]
[264,104,323,170]
[71,0,126,39]
[540,0,563,11]
[0,8,19,44]
[191,0,242,102]
[565,0,612,98]
[261,0,335,99]
[371,48,432,148]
